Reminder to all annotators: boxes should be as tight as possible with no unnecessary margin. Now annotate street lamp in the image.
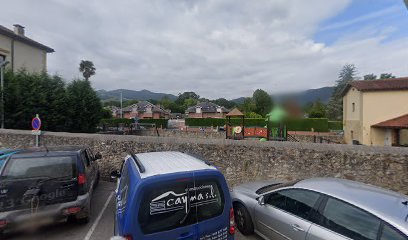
[0,60,10,129]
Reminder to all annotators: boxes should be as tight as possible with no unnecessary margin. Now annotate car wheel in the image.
[234,203,254,235]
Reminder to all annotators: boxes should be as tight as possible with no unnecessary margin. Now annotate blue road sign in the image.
[32,117,41,130]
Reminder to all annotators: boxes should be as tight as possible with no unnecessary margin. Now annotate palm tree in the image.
[79,60,96,81]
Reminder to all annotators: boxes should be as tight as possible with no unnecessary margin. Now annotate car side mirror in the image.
[110,170,121,180]
[94,152,102,160]
[257,196,265,205]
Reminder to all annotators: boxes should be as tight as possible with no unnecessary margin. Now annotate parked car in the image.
[231,178,408,240]
[111,151,235,240]
[0,145,101,234]
[0,149,21,170]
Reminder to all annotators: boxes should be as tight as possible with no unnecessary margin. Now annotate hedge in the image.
[100,118,133,125]
[100,118,168,128]
[328,121,343,130]
[185,118,266,127]
[138,119,168,128]
[285,118,328,132]
[185,118,330,132]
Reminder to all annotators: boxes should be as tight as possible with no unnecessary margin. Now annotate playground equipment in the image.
[266,105,288,141]
[225,108,245,140]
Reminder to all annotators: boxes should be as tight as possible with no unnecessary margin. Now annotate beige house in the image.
[0,24,54,73]
[342,77,408,146]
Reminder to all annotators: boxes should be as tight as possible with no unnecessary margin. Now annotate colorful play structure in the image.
[226,106,288,141]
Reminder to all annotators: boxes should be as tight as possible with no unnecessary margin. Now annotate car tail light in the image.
[78,174,86,185]
[229,208,235,235]
[123,234,133,240]
[63,207,81,215]
[0,220,7,228]
[110,236,132,240]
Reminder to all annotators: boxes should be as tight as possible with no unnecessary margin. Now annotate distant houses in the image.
[107,100,231,120]
[186,102,230,118]
[112,101,170,119]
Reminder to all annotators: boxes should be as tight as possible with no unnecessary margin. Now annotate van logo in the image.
[150,185,218,215]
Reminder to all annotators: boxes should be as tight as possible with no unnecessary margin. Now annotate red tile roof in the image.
[372,114,408,129]
[342,77,408,96]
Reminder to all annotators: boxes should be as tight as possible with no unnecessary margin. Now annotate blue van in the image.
[111,151,235,240]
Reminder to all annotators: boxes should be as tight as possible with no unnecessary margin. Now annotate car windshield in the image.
[1,156,75,180]
[138,178,224,234]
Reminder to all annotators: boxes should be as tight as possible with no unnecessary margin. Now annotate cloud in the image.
[1,0,408,99]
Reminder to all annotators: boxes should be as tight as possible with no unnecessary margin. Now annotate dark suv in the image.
[0,146,101,234]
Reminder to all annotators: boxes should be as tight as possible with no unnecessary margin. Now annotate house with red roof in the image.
[342,77,408,146]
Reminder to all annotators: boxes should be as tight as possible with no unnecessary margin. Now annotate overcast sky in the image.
[2,0,408,99]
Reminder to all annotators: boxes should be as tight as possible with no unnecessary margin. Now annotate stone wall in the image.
[0,129,407,195]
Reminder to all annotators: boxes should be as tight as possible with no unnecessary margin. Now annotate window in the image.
[1,156,75,179]
[266,189,321,220]
[381,224,407,240]
[319,197,380,240]
[138,178,225,234]
[117,161,130,211]
[81,151,91,167]
[0,54,5,62]
[352,103,355,112]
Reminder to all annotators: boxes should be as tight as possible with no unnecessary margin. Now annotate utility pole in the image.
[120,91,123,118]
[0,60,10,129]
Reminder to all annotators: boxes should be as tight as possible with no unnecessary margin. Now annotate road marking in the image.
[83,191,115,240]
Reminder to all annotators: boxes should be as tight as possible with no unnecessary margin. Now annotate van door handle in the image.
[291,224,304,232]
[178,232,194,239]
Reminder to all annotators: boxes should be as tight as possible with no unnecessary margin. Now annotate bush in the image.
[185,118,330,132]
[100,118,133,125]
[285,118,329,132]
[138,119,168,128]
[328,121,343,130]
[185,118,266,127]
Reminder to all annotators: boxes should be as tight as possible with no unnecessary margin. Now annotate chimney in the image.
[13,24,25,36]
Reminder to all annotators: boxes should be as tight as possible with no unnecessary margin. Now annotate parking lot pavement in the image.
[3,181,116,240]
[236,231,263,240]
[2,181,262,240]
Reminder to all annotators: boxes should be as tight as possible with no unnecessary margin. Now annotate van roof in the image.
[131,151,217,179]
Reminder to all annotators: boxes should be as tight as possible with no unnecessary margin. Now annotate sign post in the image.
[32,114,41,147]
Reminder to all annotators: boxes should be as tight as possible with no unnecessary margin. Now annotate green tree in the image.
[239,97,256,113]
[101,108,113,119]
[364,74,377,80]
[175,92,200,105]
[123,99,138,107]
[79,60,96,81]
[326,64,357,120]
[183,98,198,110]
[308,100,326,118]
[212,98,236,109]
[253,89,273,116]
[65,79,102,132]
[4,70,68,131]
[245,112,262,118]
[379,73,396,79]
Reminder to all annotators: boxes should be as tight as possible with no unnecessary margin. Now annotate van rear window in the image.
[138,179,225,234]
[1,156,75,179]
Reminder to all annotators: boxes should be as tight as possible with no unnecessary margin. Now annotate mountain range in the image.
[97,87,334,105]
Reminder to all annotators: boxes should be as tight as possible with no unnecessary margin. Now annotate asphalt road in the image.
[3,181,262,240]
